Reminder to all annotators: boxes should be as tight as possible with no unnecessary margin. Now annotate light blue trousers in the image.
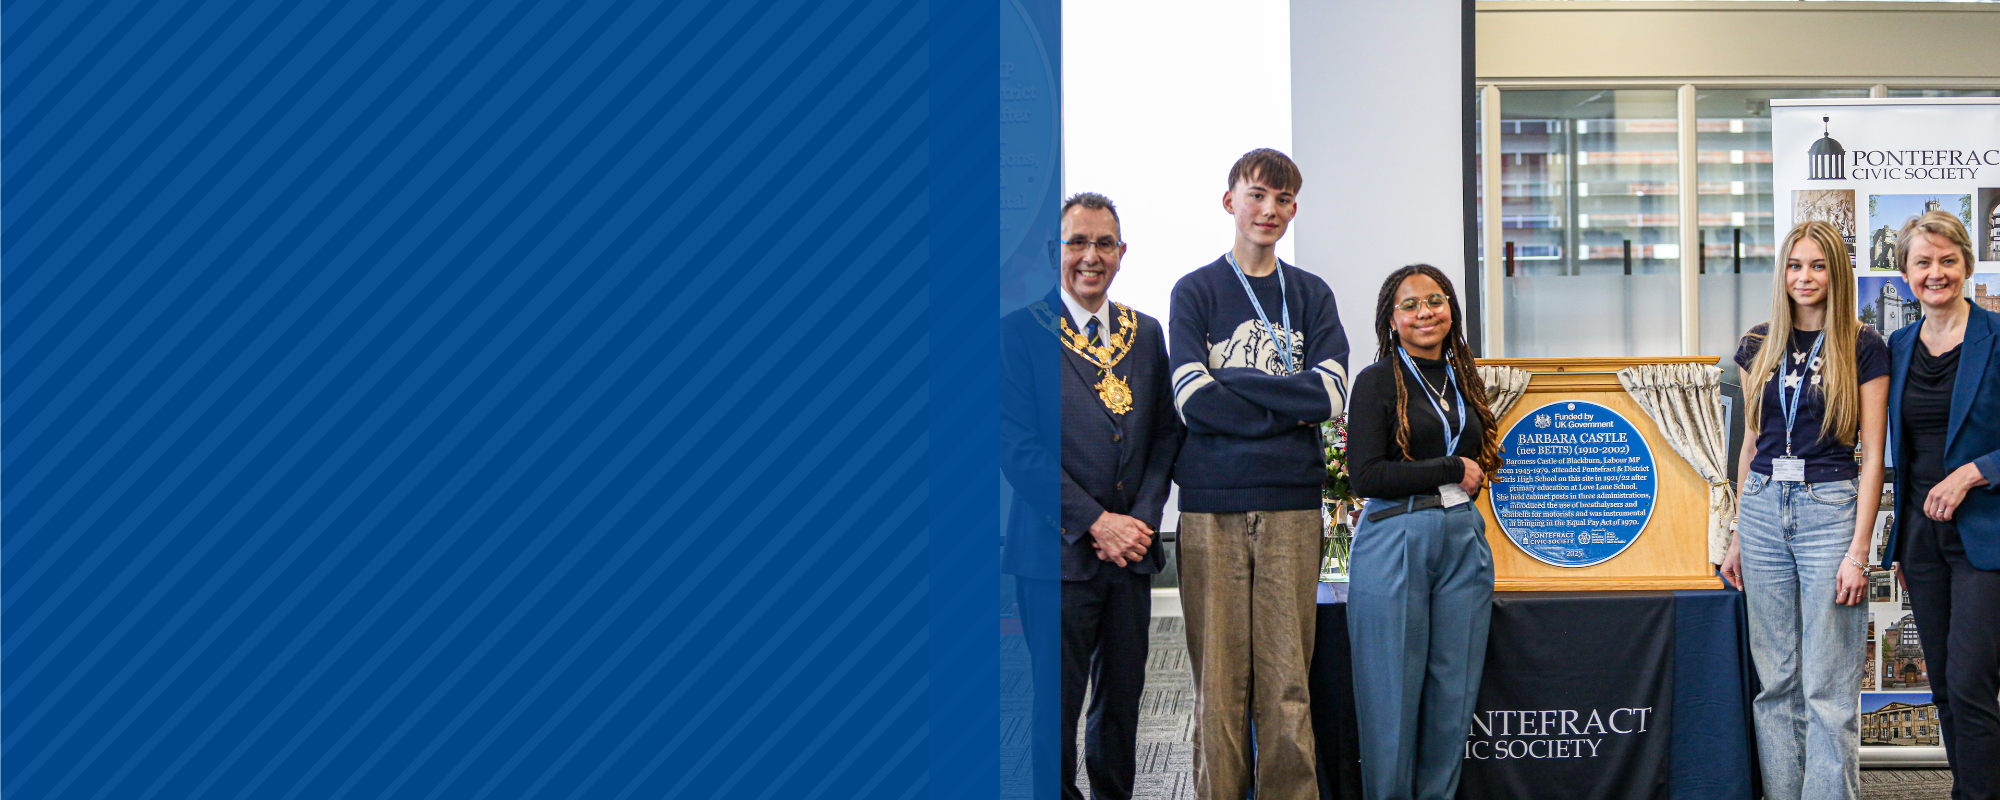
[1737,471,1865,800]
[1347,500,1494,800]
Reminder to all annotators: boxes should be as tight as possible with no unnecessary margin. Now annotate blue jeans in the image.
[1347,500,1493,800]
[1737,471,1865,800]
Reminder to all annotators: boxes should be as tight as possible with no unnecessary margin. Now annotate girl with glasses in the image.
[1344,264,1502,800]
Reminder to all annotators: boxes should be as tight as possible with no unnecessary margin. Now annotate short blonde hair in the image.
[1896,209,1975,271]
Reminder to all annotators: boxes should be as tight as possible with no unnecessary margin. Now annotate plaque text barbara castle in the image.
[1490,401,1659,568]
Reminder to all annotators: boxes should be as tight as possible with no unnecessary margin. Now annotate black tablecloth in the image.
[1310,590,1756,800]
[1310,601,1364,799]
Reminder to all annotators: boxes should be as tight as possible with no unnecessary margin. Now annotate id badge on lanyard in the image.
[1396,346,1470,505]
[1774,332,1825,483]
[1771,457,1807,483]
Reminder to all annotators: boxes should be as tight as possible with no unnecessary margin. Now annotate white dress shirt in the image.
[1059,288,1114,341]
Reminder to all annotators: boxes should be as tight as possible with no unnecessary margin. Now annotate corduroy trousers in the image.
[1179,509,1321,800]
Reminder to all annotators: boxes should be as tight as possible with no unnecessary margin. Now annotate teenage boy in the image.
[1170,149,1349,800]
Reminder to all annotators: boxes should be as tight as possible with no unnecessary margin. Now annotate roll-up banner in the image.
[1773,98,2000,314]
[1772,97,2000,768]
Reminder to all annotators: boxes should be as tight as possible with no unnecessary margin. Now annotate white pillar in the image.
[1290,0,1468,360]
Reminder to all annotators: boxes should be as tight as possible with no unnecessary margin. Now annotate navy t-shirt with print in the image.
[1733,323,1889,482]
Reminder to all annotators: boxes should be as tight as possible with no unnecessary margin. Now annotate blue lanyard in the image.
[1396,346,1465,456]
[1780,331,1826,457]
[1225,251,1295,374]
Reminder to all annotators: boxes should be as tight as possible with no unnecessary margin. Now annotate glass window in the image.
[1499,89,1680,357]
[1887,88,2000,98]
[1479,86,1998,363]
[1693,88,1871,370]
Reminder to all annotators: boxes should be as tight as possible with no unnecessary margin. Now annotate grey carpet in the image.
[1006,617,1955,799]
[1861,768,1958,800]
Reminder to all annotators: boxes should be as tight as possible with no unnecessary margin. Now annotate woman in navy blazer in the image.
[1882,210,2000,799]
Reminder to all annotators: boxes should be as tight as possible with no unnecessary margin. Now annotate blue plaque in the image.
[1489,401,1658,568]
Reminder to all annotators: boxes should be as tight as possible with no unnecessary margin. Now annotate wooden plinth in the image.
[1475,357,1723,592]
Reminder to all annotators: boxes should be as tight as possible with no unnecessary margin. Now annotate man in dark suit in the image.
[1001,192,1183,800]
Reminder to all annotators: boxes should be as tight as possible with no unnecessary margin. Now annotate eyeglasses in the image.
[1061,238,1123,254]
[1395,293,1451,312]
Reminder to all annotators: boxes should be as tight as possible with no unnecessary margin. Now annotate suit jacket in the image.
[1000,290,1184,581]
[1885,302,2000,570]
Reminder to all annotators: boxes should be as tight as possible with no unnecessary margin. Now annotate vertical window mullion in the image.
[1679,84,1700,356]
[1483,84,1505,357]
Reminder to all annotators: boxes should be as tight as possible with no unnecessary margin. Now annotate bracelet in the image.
[1845,554,1870,571]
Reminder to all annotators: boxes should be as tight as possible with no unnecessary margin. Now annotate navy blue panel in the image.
[2,0,980,797]
[1671,589,1758,800]
[985,0,1060,797]
[929,0,1008,796]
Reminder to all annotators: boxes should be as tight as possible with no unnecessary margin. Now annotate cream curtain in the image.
[1477,365,1533,420]
[1617,363,1736,564]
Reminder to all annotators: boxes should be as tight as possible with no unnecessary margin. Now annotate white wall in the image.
[1291,0,1467,363]
[1063,0,1298,536]
[1061,0,1294,327]
[1064,1,1463,535]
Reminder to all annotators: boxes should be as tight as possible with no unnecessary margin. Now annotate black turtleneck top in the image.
[1346,352,1486,499]
[1903,338,1962,489]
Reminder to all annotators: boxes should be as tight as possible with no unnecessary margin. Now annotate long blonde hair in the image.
[1743,219,1863,446]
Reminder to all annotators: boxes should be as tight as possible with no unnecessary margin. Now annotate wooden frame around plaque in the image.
[1475,357,1724,591]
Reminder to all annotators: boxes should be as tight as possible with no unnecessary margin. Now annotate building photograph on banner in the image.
[1868,194,1973,272]
[1858,274,1924,338]
[1981,187,2000,264]
[1975,274,2000,313]
[1865,495,1929,692]
[1862,693,1942,747]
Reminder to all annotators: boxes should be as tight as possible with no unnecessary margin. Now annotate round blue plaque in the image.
[1489,400,1658,568]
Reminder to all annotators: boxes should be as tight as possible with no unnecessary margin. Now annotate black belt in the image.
[1366,494,1444,523]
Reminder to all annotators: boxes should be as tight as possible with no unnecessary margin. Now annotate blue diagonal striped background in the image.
[3,0,975,796]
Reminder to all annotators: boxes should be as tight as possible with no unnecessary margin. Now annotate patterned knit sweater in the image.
[1169,255,1350,512]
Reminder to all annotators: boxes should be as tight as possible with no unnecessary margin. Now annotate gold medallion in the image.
[1031,301,1141,415]
[1096,372,1134,415]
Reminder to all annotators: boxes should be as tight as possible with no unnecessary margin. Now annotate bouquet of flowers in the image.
[1320,416,1357,582]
